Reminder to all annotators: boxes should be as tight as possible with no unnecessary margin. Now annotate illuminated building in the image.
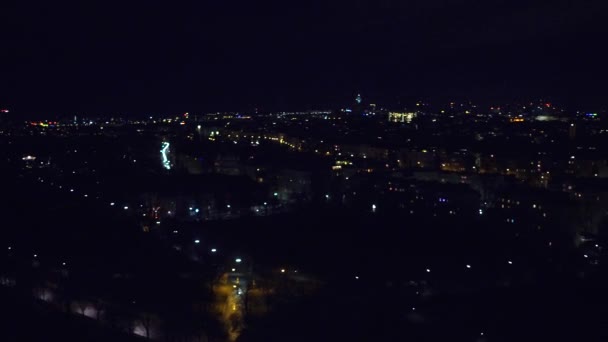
[388,112,416,123]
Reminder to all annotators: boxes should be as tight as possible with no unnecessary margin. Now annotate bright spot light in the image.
[508,260,513,265]
[466,264,471,269]
[227,204,231,209]
[194,240,200,244]
[231,268,236,272]
[281,269,285,273]
[274,192,278,196]
[412,307,416,311]
[211,248,217,253]
[355,276,359,280]
[123,206,129,210]
[62,262,66,266]
[584,254,588,258]
[70,189,74,192]
[372,204,377,209]
[233,285,237,288]
[325,194,330,199]
[235,258,242,263]
[173,230,178,234]
[426,268,431,273]
[110,202,115,206]
[34,254,37,258]
[8,246,11,250]
[195,208,199,213]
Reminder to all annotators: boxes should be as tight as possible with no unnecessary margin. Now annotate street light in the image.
[211,248,217,253]
[235,258,242,263]
[194,240,200,244]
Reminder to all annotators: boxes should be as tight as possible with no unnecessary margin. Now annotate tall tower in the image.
[353,94,364,115]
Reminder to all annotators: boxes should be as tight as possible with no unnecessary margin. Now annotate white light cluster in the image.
[161,142,172,170]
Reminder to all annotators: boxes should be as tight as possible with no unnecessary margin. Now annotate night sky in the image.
[1,0,607,115]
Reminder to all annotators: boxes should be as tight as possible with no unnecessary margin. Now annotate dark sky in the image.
[1,0,607,115]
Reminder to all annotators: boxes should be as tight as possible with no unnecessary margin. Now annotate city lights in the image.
[161,141,172,170]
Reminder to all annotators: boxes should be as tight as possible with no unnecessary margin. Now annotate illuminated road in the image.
[160,142,171,170]
[214,273,246,341]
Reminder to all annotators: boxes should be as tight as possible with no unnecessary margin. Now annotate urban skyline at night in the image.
[2,1,608,341]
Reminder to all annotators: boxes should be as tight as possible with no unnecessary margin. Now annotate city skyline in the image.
[3,1,608,341]
[1,0,607,114]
